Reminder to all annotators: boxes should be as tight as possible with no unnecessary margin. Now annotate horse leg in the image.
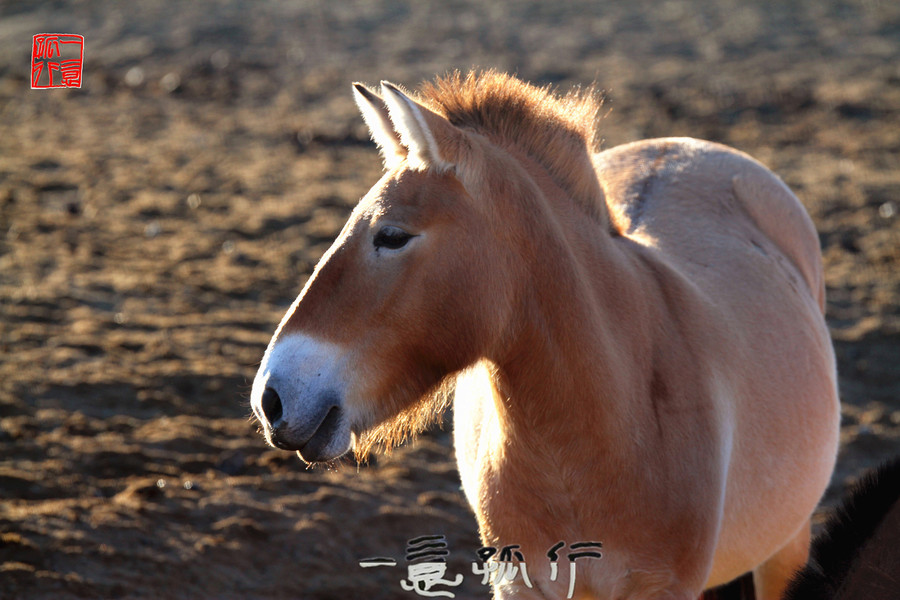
[752,521,811,600]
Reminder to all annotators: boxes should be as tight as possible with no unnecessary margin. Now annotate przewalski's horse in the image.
[250,71,840,599]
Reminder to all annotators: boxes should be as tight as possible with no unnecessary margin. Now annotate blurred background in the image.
[0,1,898,598]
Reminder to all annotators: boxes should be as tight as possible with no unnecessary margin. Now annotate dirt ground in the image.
[0,1,898,598]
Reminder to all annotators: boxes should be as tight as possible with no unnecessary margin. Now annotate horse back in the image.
[594,137,825,312]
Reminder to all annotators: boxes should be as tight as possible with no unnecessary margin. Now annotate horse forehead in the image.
[365,167,464,212]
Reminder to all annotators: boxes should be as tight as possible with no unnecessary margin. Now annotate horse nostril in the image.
[261,387,283,426]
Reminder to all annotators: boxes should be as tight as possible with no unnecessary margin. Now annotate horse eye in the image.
[373,226,415,250]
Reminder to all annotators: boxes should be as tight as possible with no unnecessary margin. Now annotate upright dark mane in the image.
[419,70,608,224]
[783,456,900,599]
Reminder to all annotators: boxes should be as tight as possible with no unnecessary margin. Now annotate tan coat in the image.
[252,71,840,599]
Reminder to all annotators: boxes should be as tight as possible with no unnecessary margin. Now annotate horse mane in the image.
[783,456,900,599]
[418,70,609,225]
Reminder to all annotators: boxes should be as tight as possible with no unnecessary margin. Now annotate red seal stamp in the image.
[31,33,84,89]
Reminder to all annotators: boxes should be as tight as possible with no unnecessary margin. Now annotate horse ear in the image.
[353,83,406,170]
[380,81,459,172]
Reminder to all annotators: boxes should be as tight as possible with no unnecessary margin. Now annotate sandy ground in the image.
[0,1,898,598]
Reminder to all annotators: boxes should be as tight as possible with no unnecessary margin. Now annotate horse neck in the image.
[484,152,658,460]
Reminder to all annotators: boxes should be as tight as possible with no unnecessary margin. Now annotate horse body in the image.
[455,135,839,598]
[251,72,839,599]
